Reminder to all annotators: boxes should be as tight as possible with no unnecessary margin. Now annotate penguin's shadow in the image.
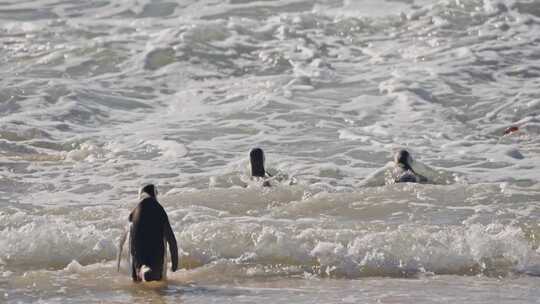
[162,282,253,297]
[126,281,254,302]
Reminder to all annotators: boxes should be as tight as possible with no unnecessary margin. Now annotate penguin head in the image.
[249,147,266,177]
[139,184,158,199]
[394,149,413,170]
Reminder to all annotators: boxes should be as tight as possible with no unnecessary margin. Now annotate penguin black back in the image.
[250,148,266,177]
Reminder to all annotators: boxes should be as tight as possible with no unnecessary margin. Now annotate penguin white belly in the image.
[116,223,131,273]
[162,238,168,280]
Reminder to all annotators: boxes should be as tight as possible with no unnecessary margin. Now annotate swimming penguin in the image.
[250,147,272,186]
[118,184,178,282]
[392,149,428,184]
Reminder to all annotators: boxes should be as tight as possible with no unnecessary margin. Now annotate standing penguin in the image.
[118,184,178,282]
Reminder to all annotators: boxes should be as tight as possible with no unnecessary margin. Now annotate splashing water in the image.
[2,0,540,303]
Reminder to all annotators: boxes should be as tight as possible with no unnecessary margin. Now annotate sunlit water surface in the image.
[2,0,540,302]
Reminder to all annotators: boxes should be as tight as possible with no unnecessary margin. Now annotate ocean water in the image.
[2,0,540,302]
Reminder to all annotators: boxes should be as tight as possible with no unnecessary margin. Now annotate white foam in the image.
[1,1,540,301]
[145,140,188,159]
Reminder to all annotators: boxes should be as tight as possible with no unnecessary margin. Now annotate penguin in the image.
[117,184,178,282]
[249,147,272,187]
[392,149,428,184]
